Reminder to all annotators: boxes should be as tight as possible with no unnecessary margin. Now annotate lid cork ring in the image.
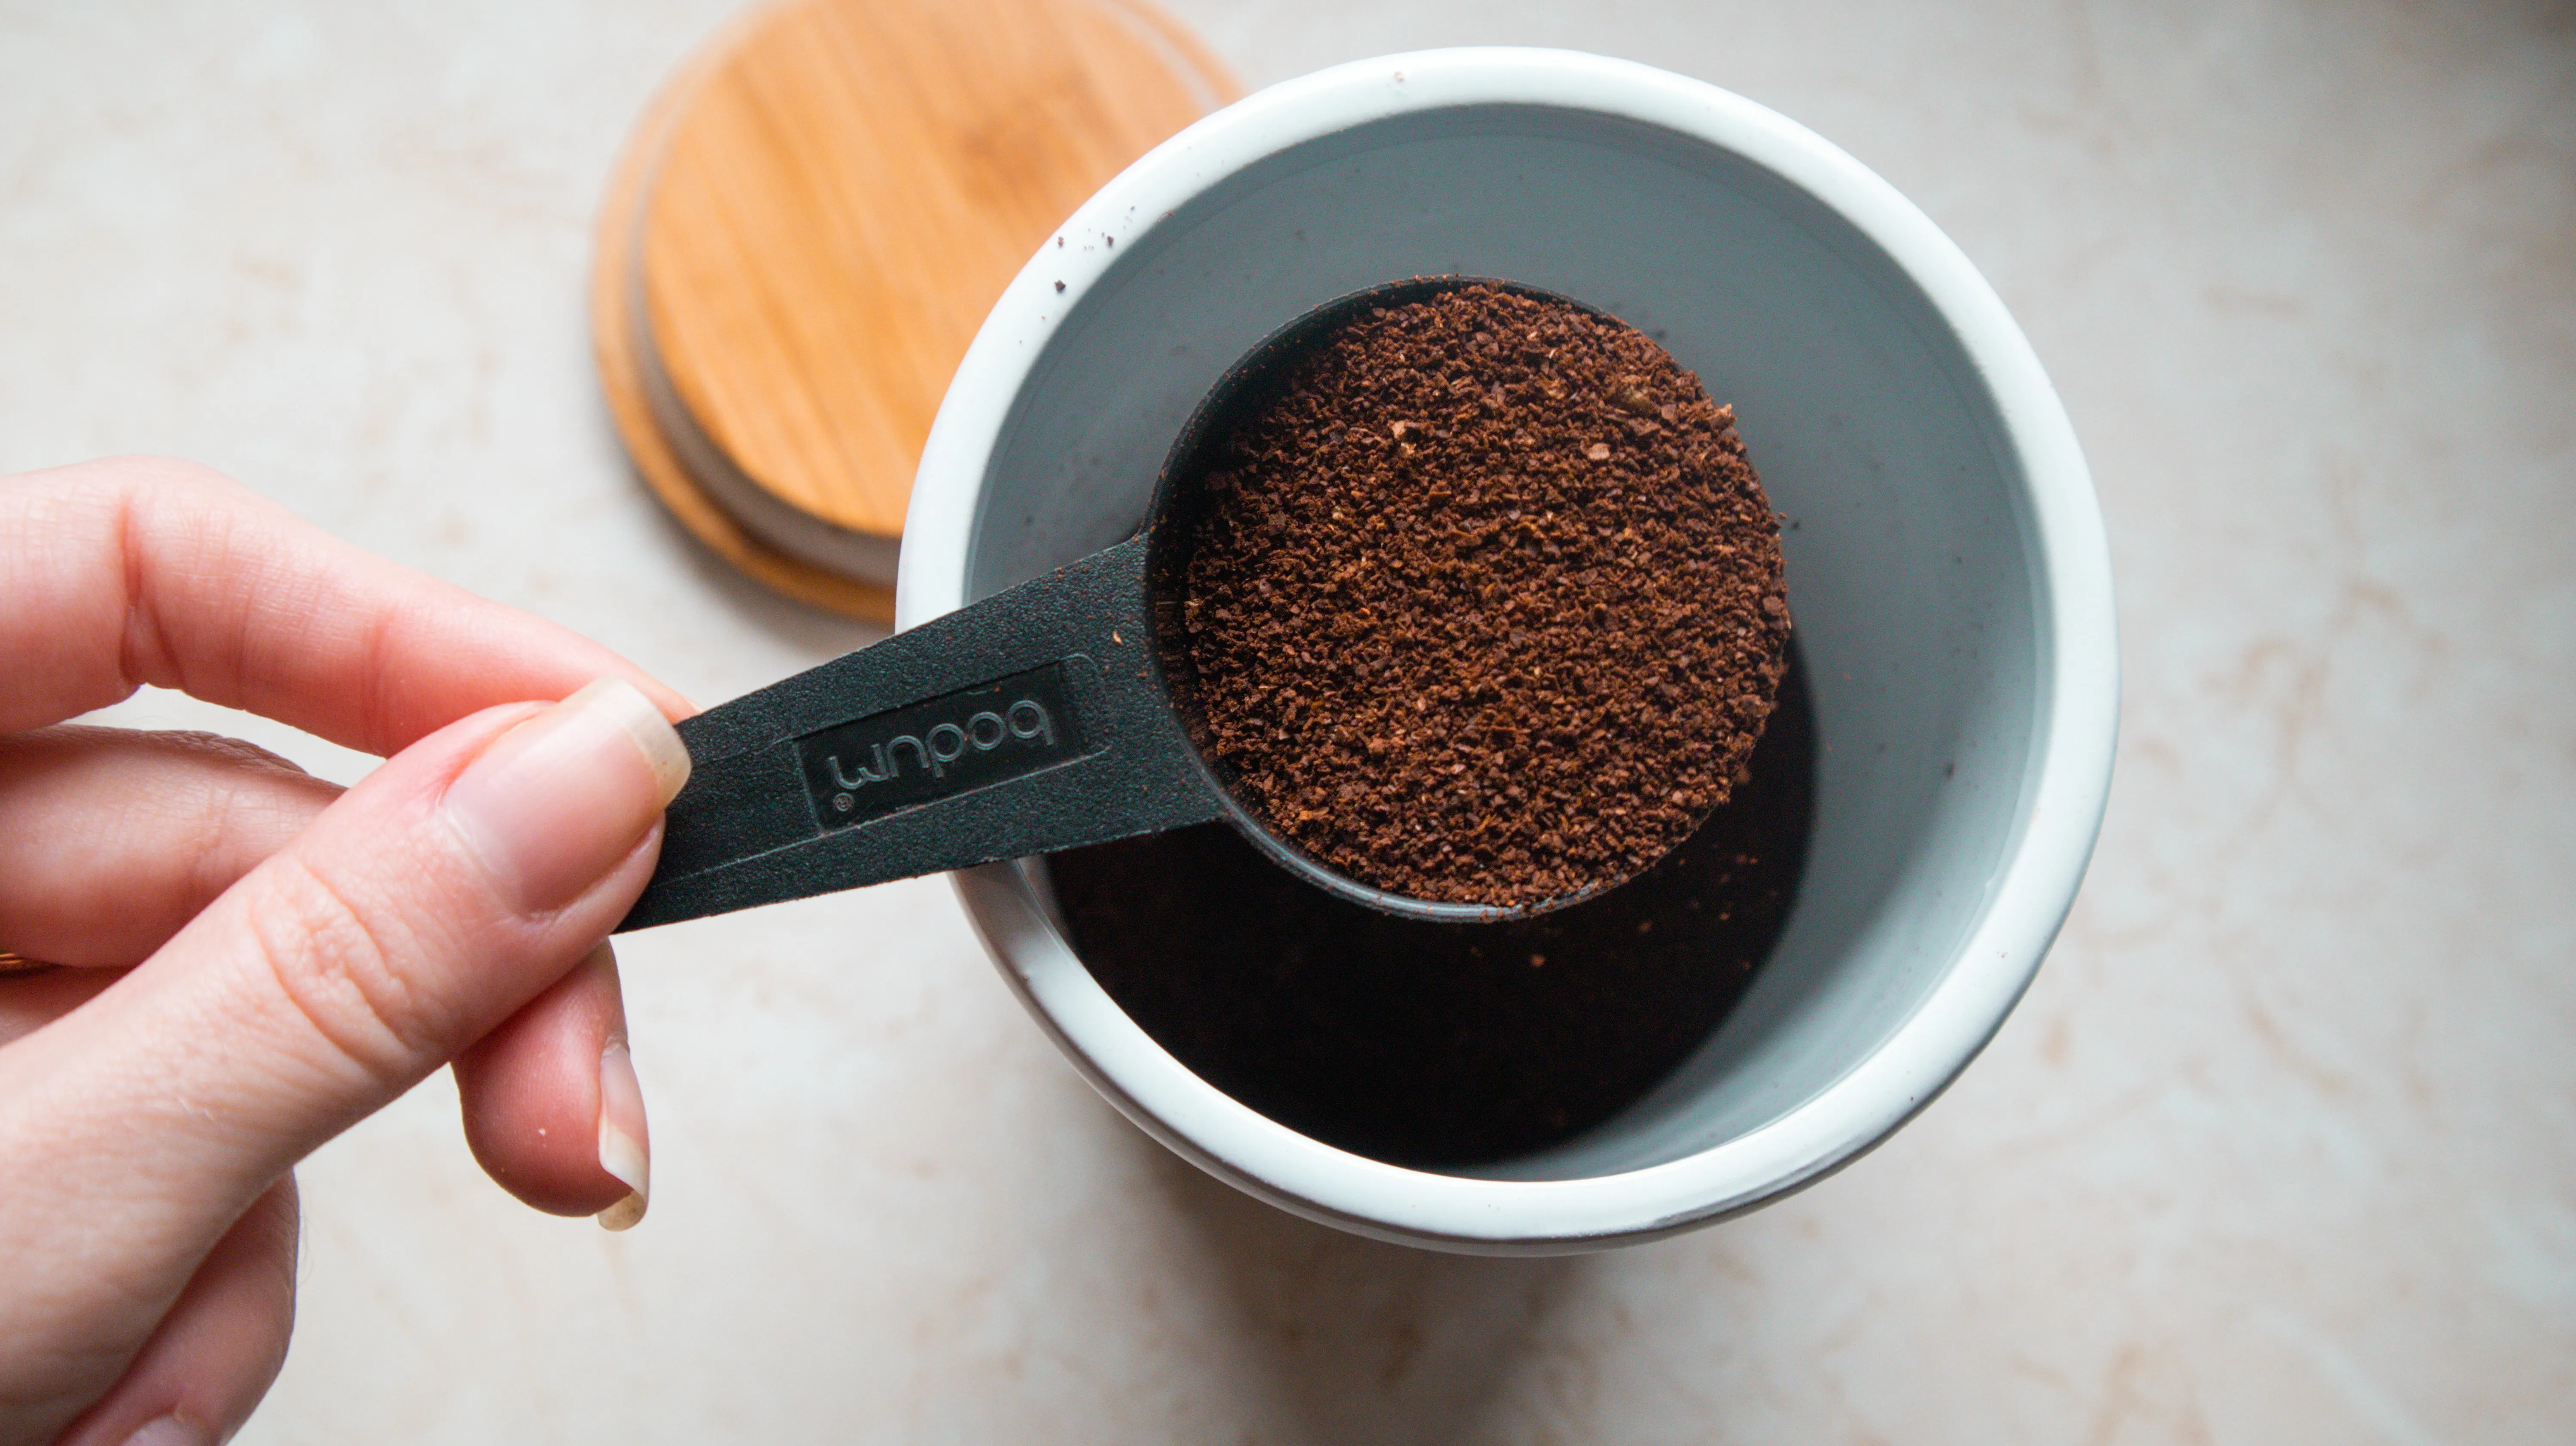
[592,0,1238,620]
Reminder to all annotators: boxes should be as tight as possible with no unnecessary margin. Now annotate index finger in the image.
[0,456,693,748]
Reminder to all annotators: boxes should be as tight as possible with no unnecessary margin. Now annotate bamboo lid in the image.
[593,0,1238,619]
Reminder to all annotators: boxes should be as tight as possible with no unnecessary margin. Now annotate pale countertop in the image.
[4,1,2572,1441]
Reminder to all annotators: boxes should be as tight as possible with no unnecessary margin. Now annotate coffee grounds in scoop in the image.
[1176,283,1791,907]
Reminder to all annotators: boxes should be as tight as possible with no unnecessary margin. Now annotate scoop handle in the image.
[615,535,1223,931]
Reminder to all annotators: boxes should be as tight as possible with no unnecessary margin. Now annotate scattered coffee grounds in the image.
[1048,651,1815,1167]
[1175,282,1791,907]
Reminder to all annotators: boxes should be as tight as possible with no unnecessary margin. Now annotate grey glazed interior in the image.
[972,104,2046,1182]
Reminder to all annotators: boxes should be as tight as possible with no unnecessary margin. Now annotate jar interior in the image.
[965,102,2045,1181]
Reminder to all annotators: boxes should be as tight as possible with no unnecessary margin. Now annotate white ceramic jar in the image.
[896,48,2117,1253]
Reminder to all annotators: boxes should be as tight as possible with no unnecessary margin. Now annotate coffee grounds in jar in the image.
[1046,649,1816,1167]
[1176,282,1790,908]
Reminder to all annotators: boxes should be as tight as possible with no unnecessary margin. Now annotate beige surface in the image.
[2,0,2571,1441]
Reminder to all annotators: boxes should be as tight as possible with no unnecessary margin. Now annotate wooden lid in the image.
[593,0,1238,619]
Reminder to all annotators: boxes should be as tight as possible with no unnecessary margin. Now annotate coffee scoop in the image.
[617,277,1769,932]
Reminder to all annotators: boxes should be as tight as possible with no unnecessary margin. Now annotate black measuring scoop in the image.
[617,278,1610,933]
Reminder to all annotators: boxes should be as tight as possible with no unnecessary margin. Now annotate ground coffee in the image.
[1047,650,1815,1167]
[1174,282,1791,908]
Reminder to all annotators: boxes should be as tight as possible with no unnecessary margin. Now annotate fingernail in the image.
[595,1039,649,1230]
[121,1415,211,1446]
[444,679,691,914]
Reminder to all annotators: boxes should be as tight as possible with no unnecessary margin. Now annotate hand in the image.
[0,458,696,1446]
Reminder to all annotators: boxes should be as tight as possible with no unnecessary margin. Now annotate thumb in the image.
[0,679,688,1329]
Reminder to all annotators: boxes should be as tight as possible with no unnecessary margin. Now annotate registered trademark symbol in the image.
[832,793,855,812]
